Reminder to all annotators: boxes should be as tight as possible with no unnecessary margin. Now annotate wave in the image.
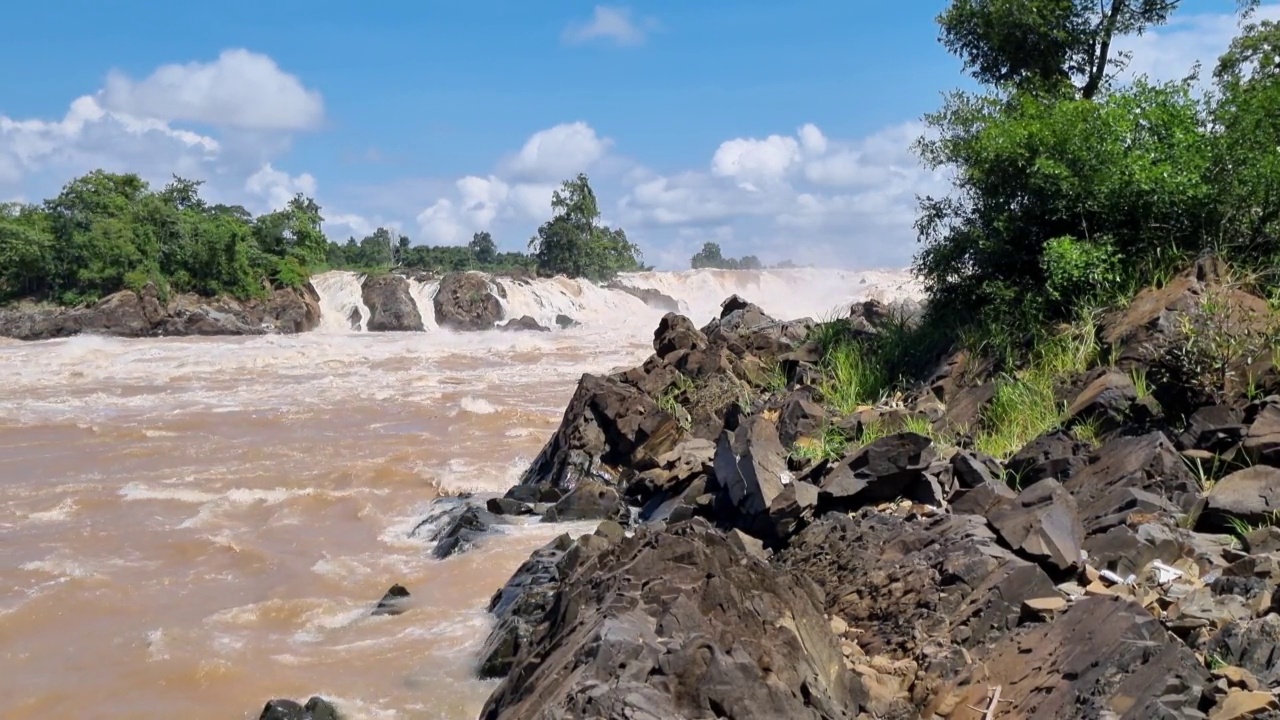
[308,267,921,334]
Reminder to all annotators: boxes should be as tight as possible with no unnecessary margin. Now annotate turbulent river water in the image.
[0,268,919,720]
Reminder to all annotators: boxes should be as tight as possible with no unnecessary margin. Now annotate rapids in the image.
[0,268,919,719]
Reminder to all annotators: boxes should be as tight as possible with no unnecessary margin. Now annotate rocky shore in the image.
[257,258,1280,719]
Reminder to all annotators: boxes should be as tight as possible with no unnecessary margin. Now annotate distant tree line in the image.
[0,170,647,306]
[689,242,797,270]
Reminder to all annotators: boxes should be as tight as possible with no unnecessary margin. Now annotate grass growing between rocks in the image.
[973,313,1100,459]
[789,423,850,464]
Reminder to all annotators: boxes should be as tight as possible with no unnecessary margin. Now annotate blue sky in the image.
[0,1,1269,269]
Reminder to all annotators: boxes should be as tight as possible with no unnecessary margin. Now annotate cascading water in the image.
[309,267,923,334]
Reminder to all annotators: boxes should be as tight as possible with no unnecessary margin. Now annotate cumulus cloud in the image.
[504,121,612,181]
[244,163,318,211]
[100,49,324,131]
[561,6,657,47]
[1115,4,1280,85]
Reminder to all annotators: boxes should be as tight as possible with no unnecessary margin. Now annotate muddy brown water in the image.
[0,269,919,719]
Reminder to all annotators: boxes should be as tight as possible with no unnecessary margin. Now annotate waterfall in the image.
[407,279,440,331]
[311,271,370,333]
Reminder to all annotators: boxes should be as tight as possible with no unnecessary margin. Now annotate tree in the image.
[528,174,643,280]
[691,242,726,269]
[937,0,1182,100]
[469,231,497,265]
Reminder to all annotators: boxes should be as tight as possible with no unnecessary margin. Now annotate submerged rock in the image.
[498,315,551,332]
[258,696,339,720]
[371,584,411,616]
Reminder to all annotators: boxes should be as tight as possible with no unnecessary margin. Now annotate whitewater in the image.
[0,268,920,719]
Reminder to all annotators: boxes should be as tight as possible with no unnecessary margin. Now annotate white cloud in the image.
[100,49,324,131]
[244,163,317,211]
[561,6,656,47]
[1116,4,1280,85]
[711,134,802,189]
[505,121,611,181]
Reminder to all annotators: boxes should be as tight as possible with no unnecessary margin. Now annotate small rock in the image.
[371,584,410,617]
[258,696,339,720]
[829,615,849,636]
[486,497,533,516]
[1022,596,1068,614]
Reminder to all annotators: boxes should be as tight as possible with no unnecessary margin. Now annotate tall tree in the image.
[469,231,497,265]
[528,174,643,281]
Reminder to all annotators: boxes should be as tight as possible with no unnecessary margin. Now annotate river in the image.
[0,268,918,719]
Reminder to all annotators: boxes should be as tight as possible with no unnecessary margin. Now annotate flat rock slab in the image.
[1206,465,1280,526]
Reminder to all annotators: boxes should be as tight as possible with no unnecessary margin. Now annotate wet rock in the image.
[987,479,1085,573]
[360,274,424,332]
[1006,429,1090,486]
[1205,466,1280,528]
[498,315,551,332]
[541,479,628,523]
[479,518,866,720]
[1065,370,1137,433]
[553,313,578,329]
[946,595,1209,719]
[486,497,533,516]
[430,505,499,559]
[433,272,504,331]
[258,697,339,720]
[818,432,940,509]
[513,374,681,496]
[371,584,410,616]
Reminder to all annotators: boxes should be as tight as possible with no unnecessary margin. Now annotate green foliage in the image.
[819,342,893,415]
[0,170,329,305]
[689,242,764,270]
[528,174,644,281]
[468,231,498,266]
[788,423,849,464]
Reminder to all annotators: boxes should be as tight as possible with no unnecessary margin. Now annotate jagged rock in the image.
[1180,404,1247,453]
[950,450,1003,489]
[1062,431,1200,534]
[345,306,361,330]
[711,415,819,541]
[1243,402,1280,466]
[776,389,828,448]
[360,274,424,332]
[652,313,707,358]
[945,595,1209,719]
[1205,466,1280,528]
[0,283,322,340]
[782,511,1057,658]
[258,697,339,720]
[513,374,681,496]
[624,438,715,502]
[478,533,578,679]
[554,313,578,329]
[430,505,498,559]
[541,479,628,523]
[1085,519,1235,579]
[1065,370,1137,433]
[818,432,940,508]
[433,272,504,331]
[486,497,533,516]
[1166,586,1253,634]
[950,479,1018,516]
[479,518,866,720]
[1207,615,1280,687]
[1006,429,1091,486]
[936,381,995,433]
[371,584,410,616]
[987,479,1085,573]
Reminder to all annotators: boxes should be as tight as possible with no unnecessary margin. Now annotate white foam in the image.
[458,396,497,415]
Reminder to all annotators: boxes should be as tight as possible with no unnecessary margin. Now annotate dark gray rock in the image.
[433,272,504,331]
[604,282,682,313]
[1006,429,1090,487]
[1064,370,1137,433]
[1179,404,1246,453]
[486,497,534,516]
[776,389,828,448]
[817,432,938,508]
[541,479,628,523]
[1205,466,1280,528]
[360,274,424,332]
[1207,615,1280,687]
[1062,431,1200,534]
[499,315,551,332]
[371,584,410,616]
[554,313,578,329]
[986,479,1085,573]
[258,696,339,720]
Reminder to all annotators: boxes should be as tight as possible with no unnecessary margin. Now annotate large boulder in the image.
[510,374,682,499]
[479,518,866,720]
[1205,466,1280,528]
[360,274,424,332]
[712,415,818,542]
[433,272,504,331]
[816,432,943,509]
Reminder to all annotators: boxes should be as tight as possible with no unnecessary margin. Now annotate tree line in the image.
[0,171,647,306]
[688,242,799,270]
[913,0,1280,342]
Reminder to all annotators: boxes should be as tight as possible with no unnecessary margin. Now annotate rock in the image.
[818,432,940,509]
[1210,690,1278,720]
[625,437,715,504]
[936,381,996,433]
[1205,466,1280,528]
[371,584,410,616]
[0,283,322,340]
[479,518,866,720]
[987,479,1085,573]
[258,697,339,720]
[1006,429,1091,487]
[513,374,681,497]
[712,415,819,541]
[776,389,829,448]
[345,306,361,330]
[604,281,682,313]
[430,504,499,559]
[486,497,533,516]
[946,595,1209,719]
[498,315,551,332]
[652,313,708,358]
[360,274,424,332]
[1065,370,1137,433]
[782,511,1057,658]
[1180,404,1247,453]
[541,479,628,523]
[554,313,578,329]
[1243,402,1280,466]
[1062,431,1200,534]
[950,450,1003,489]
[1207,615,1280,687]
[433,272,504,331]
[1022,596,1068,614]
